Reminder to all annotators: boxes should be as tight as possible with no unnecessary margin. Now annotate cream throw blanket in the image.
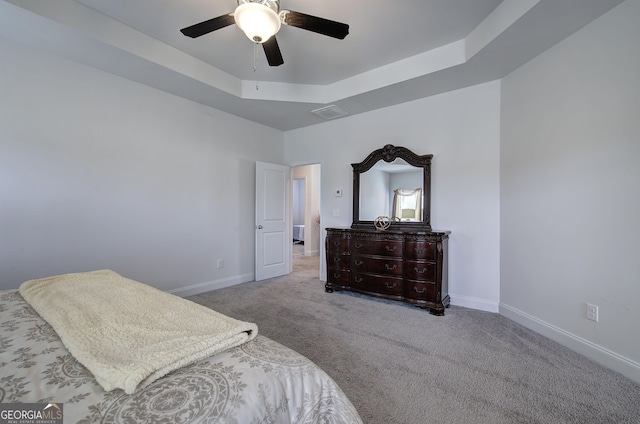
[19,270,258,394]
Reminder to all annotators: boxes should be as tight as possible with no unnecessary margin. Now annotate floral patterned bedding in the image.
[0,290,362,423]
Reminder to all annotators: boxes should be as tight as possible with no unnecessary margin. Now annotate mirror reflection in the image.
[359,159,423,221]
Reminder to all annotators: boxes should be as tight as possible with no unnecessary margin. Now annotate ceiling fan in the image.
[180,0,349,67]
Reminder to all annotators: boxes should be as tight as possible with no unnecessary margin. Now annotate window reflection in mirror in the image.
[359,159,423,221]
[392,188,422,221]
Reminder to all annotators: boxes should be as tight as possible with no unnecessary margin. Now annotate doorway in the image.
[291,164,321,276]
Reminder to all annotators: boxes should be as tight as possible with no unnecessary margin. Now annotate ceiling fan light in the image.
[234,3,281,43]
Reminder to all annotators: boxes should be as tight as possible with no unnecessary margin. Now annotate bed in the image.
[293,224,305,243]
[0,272,362,423]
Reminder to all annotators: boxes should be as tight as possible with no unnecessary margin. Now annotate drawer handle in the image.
[416,248,426,254]
[355,243,363,249]
[386,245,397,252]
[333,273,341,279]
[385,264,397,271]
[333,257,341,263]
[333,241,340,247]
[414,267,428,274]
[354,276,363,283]
[385,282,397,289]
[414,286,427,294]
[354,260,363,266]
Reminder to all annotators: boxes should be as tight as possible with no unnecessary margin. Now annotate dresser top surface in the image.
[326,228,451,236]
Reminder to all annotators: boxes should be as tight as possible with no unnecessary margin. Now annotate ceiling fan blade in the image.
[281,10,349,40]
[180,13,235,38]
[262,36,284,66]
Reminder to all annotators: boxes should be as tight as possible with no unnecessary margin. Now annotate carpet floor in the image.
[188,252,640,423]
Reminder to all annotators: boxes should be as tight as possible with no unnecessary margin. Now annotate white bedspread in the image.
[19,270,257,394]
[0,289,363,423]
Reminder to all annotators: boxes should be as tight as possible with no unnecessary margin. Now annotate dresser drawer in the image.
[326,236,350,254]
[327,269,350,286]
[351,239,403,257]
[404,241,437,261]
[327,253,350,271]
[352,273,403,296]
[404,280,436,301]
[404,260,436,281]
[351,256,403,276]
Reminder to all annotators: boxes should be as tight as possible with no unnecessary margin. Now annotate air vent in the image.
[311,104,349,121]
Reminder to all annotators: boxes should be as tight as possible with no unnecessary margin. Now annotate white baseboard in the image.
[500,303,640,384]
[450,293,499,313]
[167,273,254,298]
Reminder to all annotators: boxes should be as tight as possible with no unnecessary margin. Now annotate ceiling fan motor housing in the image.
[235,0,281,43]
[237,0,280,14]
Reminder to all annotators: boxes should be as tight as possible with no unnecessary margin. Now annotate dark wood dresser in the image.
[325,228,450,315]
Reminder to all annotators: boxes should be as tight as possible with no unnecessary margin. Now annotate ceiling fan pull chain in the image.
[253,42,260,90]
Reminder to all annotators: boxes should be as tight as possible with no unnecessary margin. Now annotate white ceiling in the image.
[0,0,624,130]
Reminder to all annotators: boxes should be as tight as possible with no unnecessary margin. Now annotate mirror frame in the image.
[352,144,432,231]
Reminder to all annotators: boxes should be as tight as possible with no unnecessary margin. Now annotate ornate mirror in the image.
[352,144,432,231]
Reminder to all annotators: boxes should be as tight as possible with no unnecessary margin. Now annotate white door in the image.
[255,161,291,281]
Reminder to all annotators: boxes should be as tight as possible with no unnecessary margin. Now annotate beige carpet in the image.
[189,252,640,424]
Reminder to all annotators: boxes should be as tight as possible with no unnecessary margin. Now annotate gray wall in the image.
[0,38,284,293]
[500,0,640,381]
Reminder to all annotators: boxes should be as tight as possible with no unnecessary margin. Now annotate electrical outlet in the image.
[217,259,224,269]
[586,303,599,322]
